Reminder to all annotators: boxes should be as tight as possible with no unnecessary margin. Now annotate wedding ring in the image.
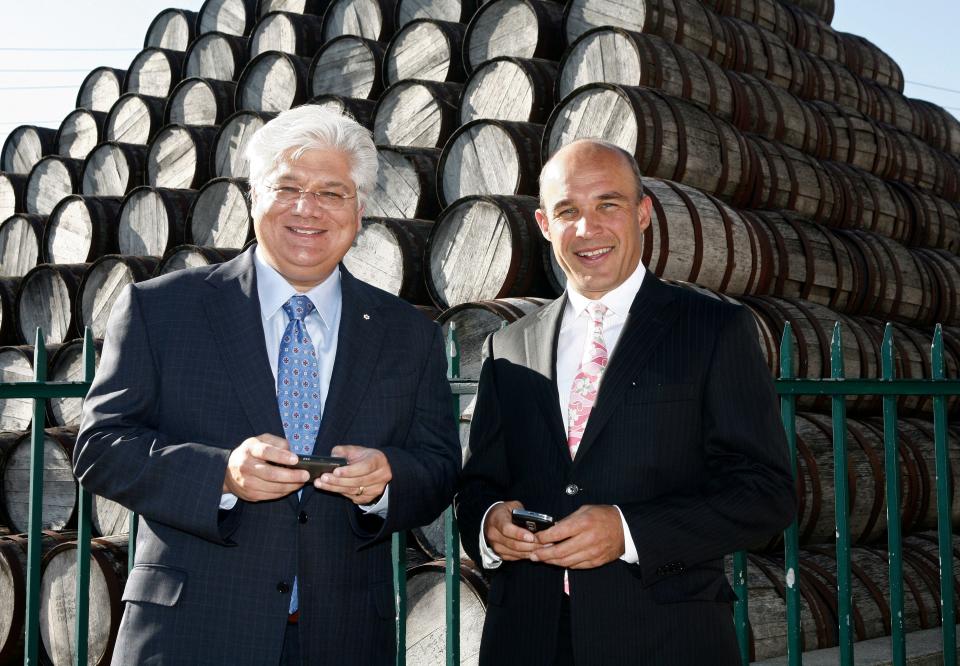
[355,486,365,497]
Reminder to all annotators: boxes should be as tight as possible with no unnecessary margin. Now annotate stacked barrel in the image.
[0,0,958,662]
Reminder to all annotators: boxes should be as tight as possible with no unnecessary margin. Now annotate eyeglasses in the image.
[264,184,358,211]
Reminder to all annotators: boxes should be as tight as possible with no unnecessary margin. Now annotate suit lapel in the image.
[523,296,568,455]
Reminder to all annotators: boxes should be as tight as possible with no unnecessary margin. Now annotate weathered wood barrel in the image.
[309,95,377,129]
[840,32,904,93]
[367,146,440,220]
[322,0,395,42]
[384,19,467,86]
[118,187,197,258]
[123,47,185,98]
[723,17,807,96]
[91,496,132,538]
[803,53,871,117]
[886,128,949,198]
[544,84,757,207]
[785,4,844,63]
[825,163,912,245]
[104,93,166,146]
[373,80,463,148]
[1,428,78,533]
[197,0,259,37]
[55,109,108,161]
[558,28,734,123]
[894,184,960,254]
[460,56,558,125]
[249,11,326,57]
[0,214,43,277]
[45,195,123,265]
[184,31,251,82]
[0,346,38,430]
[439,119,543,206]
[47,338,102,428]
[309,35,387,101]
[703,0,796,44]
[155,245,241,276]
[39,535,129,666]
[235,51,311,113]
[144,8,198,50]
[78,256,160,339]
[643,177,769,296]
[257,0,331,16]
[729,71,825,157]
[188,177,253,248]
[0,278,20,345]
[913,248,960,327]
[213,110,274,178]
[76,67,126,114]
[0,174,27,220]
[395,0,477,27]
[464,0,564,72]
[16,264,88,345]
[911,98,960,159]
[166,77,237,127]
[563,0,731,68]
[1,126,57,175]
[342,217,432,304]
[25,156,84,216]
[425,194,555,308]
[790,0,834,24]
[812,100,894,178]
[146,124,218,190]
[81,142,148,198]
[405,560,487,666]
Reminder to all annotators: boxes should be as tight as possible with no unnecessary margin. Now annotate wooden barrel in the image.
[0,174,27,220]
[16,264,88,345]
[118,187,197,258]
[373,80,463,148]
[78,256,160,339]
[123,47,185,98]
[322,0,395,42]
[789,0,833,24]
[249,11,326,58]
[342,217,433,304]
[104,93,166,146]
[704,0,796,45]
[1,428,78,533]
[367,145,440,220]
[198,0,259,36]
[544,84,756,207]
[144,8,198,50]
[25,156,84,216]
[438,119,543,206]
[0,279,20,345]
[0,215,43,277]
[729,71,826,157]
[155,245,242,276]
[39,535,129,666]
[188,177,253,248]
[894,419,960,530]
[91,496,133,538]
[825,163,913,245]
[893,184,960,254]
[47,338,102,428]
[870,82,924,139]
[643,177,769,295]
[913,249,960,327]
[811,101,893,176]
[405,560,487,666]
[75,67,126,114]
[460,56,558,125]
[308,95,377,129]
[184,31,251,82]
[803,53,871,117]
[385,19,467,86]
[436,297,550,380]
[309,35,387,101]
[409,517,467,562]
[558,28,734,122]
[563,0,731,67]
[146,124,218,190]
[81,143,148,198]
[45,195,123,265]
[463,0,564,72]
[166,78,237,127]
[840,32,904,93]
[257,0,331,16]
[723,17,807,96]
[887,128,951,199]
[1,126,57,175]
[213,110,274,178]
[910,98,960,159]
[784,4,844,63]
[425,194,555,308]
[55,109,107,161]
[235,50,310,113]
[395,0,477,27]
[0,346,39,430]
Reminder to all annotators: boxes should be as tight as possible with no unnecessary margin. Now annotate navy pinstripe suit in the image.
[74,247,460,664]
[456,275,796,665]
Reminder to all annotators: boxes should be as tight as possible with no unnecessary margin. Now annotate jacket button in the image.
[277,582,290,594]
[565,484,580,496]
[299,511,308,524]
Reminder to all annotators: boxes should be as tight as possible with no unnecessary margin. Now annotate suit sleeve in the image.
[620,306,797,584]
[73,285,236,545]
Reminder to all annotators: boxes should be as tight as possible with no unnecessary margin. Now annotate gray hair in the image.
[538,139,645,211]
[245,104,378,203]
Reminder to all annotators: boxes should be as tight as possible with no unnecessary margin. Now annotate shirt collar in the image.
[253,245,341,330]
[566,259,647,319]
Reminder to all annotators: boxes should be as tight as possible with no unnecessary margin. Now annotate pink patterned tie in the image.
[567,302,608,458]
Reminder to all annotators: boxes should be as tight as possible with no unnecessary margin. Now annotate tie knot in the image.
[283,295,315,322]
[588,302,607,323]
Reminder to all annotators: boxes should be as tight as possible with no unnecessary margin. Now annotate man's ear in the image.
[637,196,653,233]
[534,209,551,241]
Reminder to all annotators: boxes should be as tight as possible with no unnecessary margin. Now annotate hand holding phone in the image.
[281,454,347,480]
[511,508,555,533]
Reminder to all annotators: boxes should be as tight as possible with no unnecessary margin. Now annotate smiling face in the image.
[251,147,363,291]
[535,142,652,299]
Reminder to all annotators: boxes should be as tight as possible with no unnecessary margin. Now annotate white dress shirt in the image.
[479,260,647,568]
[220,247,388,514]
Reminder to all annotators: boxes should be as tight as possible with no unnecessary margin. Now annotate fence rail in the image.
[6,321,960,666]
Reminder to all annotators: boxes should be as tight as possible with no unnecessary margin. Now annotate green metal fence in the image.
[8,321,960,666]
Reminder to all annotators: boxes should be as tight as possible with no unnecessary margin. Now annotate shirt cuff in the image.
[479,501,504,569]
[220,493,238,510]
[615,505,638,564]
[359,484,389,517]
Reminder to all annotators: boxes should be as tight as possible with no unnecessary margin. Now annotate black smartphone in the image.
[511,508,555,532]
[284,454,348,480]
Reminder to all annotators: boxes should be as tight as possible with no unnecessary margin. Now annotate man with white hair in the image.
[74,105,460,665]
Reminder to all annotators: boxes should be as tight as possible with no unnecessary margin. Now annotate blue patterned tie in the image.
[277,294,322,615]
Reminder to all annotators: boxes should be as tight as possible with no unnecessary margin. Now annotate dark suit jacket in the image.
[73,247,460,665]
[456,275,796,666]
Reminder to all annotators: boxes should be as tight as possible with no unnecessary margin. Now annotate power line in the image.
[906,80,960,95]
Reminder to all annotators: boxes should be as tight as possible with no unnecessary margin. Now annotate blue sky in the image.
[0,1,957,155]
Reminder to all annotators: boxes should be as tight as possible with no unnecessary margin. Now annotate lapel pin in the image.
[363,314,370,320]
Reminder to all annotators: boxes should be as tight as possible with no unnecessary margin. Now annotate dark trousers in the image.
[554,595,575,666]
[280,622,300,666]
